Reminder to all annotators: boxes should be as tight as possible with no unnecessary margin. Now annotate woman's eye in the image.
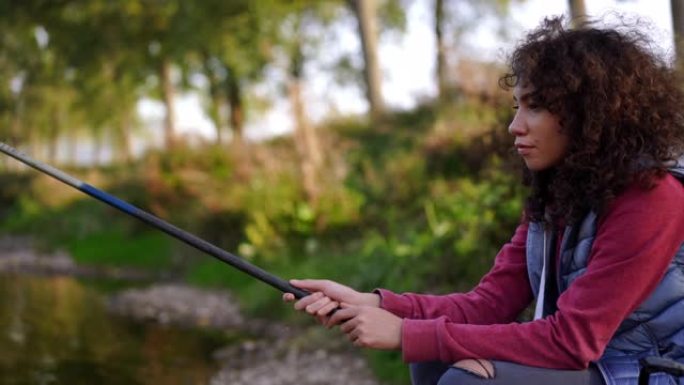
[512,105,520,110]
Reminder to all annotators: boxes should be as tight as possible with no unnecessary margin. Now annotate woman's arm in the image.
[379,222,533,325]
[399,176,684,369]
[285,223,532,326]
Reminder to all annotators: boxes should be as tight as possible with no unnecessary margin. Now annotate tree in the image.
[431,0,524,102]
[126,0,198,150]
[673,0,684,71]
[0,2,81,164]
[271,0,346,207]
[0,12,37,150]
[285,11,324,207]
[46,0,147,163]
[568,0,588,28]
[189,0,275,176]
[349,0,385,122]
[435,0,448,103]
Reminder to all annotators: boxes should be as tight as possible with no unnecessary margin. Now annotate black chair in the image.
[638,357,684,385]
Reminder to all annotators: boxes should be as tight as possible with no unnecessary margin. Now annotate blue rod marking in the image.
[81,184,138,215]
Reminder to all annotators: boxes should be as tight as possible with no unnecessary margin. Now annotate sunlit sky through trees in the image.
[136,0,673,146]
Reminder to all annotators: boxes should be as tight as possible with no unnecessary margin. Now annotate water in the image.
[0,274,228,385]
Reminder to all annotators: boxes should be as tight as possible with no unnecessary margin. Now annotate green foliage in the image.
[0,167,175,269]
[67,229,172,268]
[0,96,524,384]
[339,161,523,295]
[365,350,411,385]
[0,173,34,219]
[0,1,532,380]
[378,0,409,34]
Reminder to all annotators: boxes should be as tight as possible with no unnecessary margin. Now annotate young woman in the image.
[284,17,684,385]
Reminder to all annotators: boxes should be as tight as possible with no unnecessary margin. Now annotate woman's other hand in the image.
[329,303,402,350]
[282,279,380,324]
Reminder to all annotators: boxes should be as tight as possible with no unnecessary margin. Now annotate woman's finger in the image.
[283,293,295,302]
[293,292,323,311]
[328,306,356,326]
[305,296,331,315]
[347,329,357,342]
[340,317,359,334]
[290,279,333,292]
[318,301,339,317]
[315,313,330,325]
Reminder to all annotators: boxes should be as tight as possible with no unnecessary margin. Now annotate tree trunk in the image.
[11,96,22,145]
[47,127,58,165]
[210,85,224,145]
[351,0,385,123]
[568,0,587,28]
[673,0,684,71]
[7,97,23,170]
[27,131,38,163]
[227,77,243,145]
[227,73,251,178]
[288,34,323,206]
[289,79,322,207]
[93,132,103,167]
[66,130,78,166]
[117,110,132,164]
[434,0,448,102]
[47,107,60,165]
[160,59,176,149]
[204,54,226,145]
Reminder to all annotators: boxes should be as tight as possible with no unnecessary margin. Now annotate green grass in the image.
[365,350,411,385]
[67,229,173,268]
[186,256,298,319]
[185,258,253,289]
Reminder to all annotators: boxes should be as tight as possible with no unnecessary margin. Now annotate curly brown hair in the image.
[500,16,684,224]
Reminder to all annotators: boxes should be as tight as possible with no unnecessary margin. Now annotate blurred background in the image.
[0,0,681,384]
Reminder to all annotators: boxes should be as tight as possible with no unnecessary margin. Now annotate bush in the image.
[349,158,525,294]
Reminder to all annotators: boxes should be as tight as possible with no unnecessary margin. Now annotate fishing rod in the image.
[0,141,310,299]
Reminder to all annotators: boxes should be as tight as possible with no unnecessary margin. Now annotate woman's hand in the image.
[282,279,380,324]
[328,303,402,350]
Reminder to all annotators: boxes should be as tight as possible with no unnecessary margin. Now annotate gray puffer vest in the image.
[526,158,684,385]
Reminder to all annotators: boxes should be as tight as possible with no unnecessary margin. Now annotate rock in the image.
[210,348,380,385]
[0,245,75,274]
[0,236,34,251]
[107,284,244,329]
[0,237,162,280]
[0,239,384,384]
[210,327,381,385]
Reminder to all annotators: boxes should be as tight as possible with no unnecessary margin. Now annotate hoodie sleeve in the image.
[398,175,684,368]
[378,222,533,325]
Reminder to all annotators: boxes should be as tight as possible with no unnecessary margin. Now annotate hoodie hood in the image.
[668,155,684,180]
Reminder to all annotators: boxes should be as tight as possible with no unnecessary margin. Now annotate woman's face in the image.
[509,84,569,171]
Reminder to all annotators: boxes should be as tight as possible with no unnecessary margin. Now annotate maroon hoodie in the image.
[378,174,684,369]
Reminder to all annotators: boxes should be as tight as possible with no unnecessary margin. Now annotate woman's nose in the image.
[508,112,527,136]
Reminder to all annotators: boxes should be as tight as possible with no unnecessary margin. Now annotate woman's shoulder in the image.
[594,173,684,242]
[608,173,684,217]
[630,173,683,198]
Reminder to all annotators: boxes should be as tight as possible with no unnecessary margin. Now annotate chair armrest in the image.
[638,357,684,385]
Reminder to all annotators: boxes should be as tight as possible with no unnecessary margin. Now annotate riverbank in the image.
[0,236,168,280]
[108,284,381,385]
[0,238,383,385]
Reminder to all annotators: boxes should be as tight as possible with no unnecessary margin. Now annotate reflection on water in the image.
[0,274,225,384]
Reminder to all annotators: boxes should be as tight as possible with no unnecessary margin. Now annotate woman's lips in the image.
[515,143,534,156]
